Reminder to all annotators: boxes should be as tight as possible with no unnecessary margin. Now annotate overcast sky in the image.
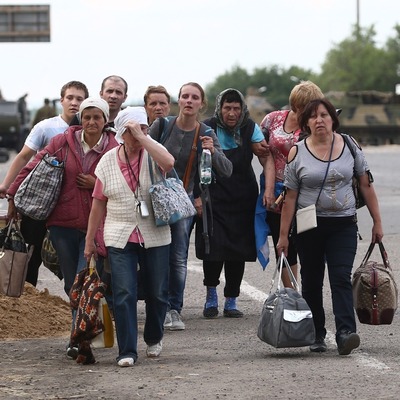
[1,0,399,109]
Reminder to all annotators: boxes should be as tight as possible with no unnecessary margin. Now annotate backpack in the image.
[156,116,210,154]
[341,133,373,209]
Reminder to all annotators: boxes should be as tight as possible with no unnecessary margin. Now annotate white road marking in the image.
[188,263,392,372]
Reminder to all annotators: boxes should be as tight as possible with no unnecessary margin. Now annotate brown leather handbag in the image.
[352,242,398,325]
[0,219,33,297]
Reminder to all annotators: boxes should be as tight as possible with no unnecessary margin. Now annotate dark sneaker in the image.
[309,337,327,353]
[203,306,218,319]
[223,309,243,318]
[337,331,360,355]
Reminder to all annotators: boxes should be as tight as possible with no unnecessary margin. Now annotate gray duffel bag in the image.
[257,254,315,348]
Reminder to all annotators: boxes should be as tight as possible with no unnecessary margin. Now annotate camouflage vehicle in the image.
[0,99,29,152]
[325,91,400,146]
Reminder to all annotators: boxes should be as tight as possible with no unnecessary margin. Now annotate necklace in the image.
[309,134,334,160]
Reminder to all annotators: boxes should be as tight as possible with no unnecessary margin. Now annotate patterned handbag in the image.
[41,230,62,280]
[352,242,398,325]
[14,146,69,220]
[148,157,196,227]
[69,257,107,344]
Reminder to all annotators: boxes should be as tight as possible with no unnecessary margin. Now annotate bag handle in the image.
[269,253,299,293]
[148,155,180,186]
[0,218,20,254]
[361,241,390,270]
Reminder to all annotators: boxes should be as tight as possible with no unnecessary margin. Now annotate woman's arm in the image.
[358,174,383,243]
[262,153,276,209]
[84,197,107,260]
[204,130,233,178]
[276,188,298,257]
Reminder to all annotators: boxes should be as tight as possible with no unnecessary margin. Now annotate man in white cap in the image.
[0,81,89,287]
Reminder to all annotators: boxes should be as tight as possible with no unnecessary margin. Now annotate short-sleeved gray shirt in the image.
[284,135,369,217]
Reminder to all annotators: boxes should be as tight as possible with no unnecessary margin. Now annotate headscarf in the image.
[214,88,250,146]
[114,106,148,143]
[79,97,109,122]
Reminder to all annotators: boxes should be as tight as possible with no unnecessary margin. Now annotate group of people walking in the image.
[0,77,383,366]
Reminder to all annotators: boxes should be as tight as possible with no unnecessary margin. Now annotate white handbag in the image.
[296,204,317,233]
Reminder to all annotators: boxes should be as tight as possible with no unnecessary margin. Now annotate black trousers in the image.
[20,215,47,286]
[203,260,245,298]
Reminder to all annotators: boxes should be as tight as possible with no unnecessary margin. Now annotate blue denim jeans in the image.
[295,216,358,338]
[168,215,194,313]
[48,226,87,296]
[108,243,169,362]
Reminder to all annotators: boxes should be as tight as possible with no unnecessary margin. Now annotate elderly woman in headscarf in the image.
[195,88,268,319]
[7,97,118,359]
[84,107,175,367]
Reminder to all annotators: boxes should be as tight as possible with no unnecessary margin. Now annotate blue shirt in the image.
[216,124,264,150]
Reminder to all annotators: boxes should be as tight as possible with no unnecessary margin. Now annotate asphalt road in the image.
[1,146,400,399]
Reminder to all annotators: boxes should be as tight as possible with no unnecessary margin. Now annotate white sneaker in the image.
[146,341,163,358]
[164,311,172,329]
[117,357,135,367]
[169,309,185,331]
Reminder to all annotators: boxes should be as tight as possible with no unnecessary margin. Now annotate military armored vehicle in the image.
[0,98,30,152]
[325,91,400,145]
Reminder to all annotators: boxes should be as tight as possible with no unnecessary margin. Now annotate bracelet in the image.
[6,195,13,202]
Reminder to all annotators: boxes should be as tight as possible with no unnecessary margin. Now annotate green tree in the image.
[318,25,395,92]
[205,65,250,109]
[384,24,400,88]
[206,65,316,110]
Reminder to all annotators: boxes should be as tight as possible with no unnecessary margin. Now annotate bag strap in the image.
[148,155,180,185]
[182,122,200,191]
[0,218,20,253]
[361,241,391,270]
[316,133,335,203]
[269,254,299,293]
[342,133,374,185]
[297,134,335,211]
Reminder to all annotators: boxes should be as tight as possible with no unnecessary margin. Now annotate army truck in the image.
[325,91,400,146]
[0,98,30,153]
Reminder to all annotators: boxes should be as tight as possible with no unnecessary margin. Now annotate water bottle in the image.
[200,149,212,185]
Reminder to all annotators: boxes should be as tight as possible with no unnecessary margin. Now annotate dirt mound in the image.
[0,283,71,340]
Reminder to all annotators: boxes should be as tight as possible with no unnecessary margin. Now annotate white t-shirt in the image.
[25,115,68,151]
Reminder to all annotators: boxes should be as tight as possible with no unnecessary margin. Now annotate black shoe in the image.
[309,337,327,353]
[336,331,360,355]
[66,345,78,360]
[203,306,218,319]
[223,309,243,318]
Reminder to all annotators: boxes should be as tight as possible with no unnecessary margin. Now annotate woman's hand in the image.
[194,197,202,216]
[76,173,96,189]
[84,239,97,262]
[7,198,18,221]
[125,121,146,139]
[371,221,384,243]
[200,136,214,154]
[276,236,289,257]
[262,188,276,210]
